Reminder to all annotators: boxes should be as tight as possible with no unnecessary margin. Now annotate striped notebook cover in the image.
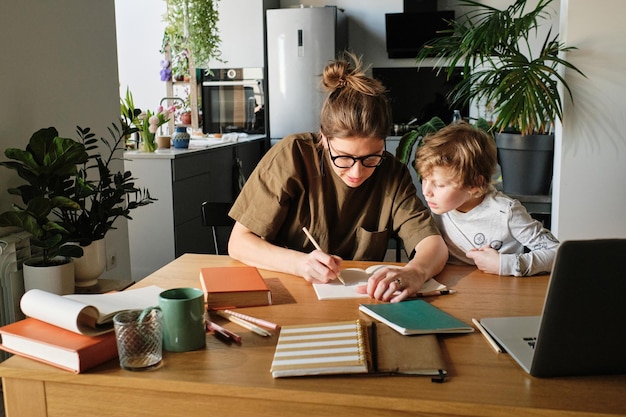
[270,320,370,378]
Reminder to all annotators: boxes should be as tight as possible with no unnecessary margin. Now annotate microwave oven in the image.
[201,68,265,135]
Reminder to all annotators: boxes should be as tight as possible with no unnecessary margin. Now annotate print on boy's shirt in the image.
[473,233,502,251]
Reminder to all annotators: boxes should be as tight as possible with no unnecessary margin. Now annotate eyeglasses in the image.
[326,138,386,169]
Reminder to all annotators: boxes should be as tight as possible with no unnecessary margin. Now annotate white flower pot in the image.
[73,238,107,287]
[23,257,75,295]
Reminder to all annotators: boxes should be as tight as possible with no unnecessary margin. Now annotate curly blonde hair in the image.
[319,52,392,140]
[415,122,497,195]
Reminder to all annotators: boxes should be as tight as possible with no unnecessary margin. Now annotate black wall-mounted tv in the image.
[372,66,469,128]
[385,11,454,59]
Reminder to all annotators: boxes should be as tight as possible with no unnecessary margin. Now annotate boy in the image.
[415,122,559,276]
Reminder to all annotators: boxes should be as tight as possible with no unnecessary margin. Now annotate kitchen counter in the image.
[124,133,266,159]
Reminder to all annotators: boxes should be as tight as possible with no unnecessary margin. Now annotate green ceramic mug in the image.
[158,287,206,352]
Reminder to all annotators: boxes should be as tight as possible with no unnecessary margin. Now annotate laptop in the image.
[480,239,626,377]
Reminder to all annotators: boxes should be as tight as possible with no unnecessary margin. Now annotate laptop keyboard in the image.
[523,337,537,349]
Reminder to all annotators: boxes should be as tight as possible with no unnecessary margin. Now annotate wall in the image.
[553,0,626,239]
[0,0,131,280]
[115,0,168,113]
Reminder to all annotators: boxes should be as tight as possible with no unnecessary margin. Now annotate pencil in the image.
[223,309,280,330]
[216,310,272,337]
[302,226,346,285]
[472,318,503,353]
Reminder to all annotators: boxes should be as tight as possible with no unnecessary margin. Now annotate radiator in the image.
[0,231,33,361]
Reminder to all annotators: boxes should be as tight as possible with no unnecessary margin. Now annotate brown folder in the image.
[369,321,447,381]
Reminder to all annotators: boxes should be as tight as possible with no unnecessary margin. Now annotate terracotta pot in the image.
[180,112,192,125]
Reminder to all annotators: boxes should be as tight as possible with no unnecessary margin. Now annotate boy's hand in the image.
[466,247,500,275]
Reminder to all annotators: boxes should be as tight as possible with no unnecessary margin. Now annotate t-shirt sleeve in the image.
[229,146,289,239]
[499,200,560,276]
[229,135,314,241]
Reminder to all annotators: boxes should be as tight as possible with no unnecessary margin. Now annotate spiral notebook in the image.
[270,320,447,380]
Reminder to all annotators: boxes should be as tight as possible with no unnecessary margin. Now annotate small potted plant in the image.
[415,0,586,195]
[120,88,174,152]
[58,122,157,287]
[0,128,87,294]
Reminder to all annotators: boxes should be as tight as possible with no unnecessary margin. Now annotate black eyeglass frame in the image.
[325,137,386,169]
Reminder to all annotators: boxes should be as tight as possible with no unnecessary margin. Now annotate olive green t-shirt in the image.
[229,133,439,261]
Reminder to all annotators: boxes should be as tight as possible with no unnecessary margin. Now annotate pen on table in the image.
[209,320,243,344]
[223,309,280,330]
[216,310,272,337]
[302,226,346,285]
[472,318,503,353]
[417,289,457,297]
[205,312,242,344]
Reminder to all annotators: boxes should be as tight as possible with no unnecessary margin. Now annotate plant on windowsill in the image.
[415,0,586,195]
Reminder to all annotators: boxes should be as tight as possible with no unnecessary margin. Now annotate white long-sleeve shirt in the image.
[433,188,559,276]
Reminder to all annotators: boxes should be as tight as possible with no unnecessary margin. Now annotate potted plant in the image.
[58,122,156,286]
[120,88,174,152]
[0,128,88,294]
[396,116,492,171]
[163,0,222,70]
[396,117,448,166]
[415,0,586,195]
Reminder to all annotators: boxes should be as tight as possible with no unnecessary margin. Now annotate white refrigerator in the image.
[266,6,347,141]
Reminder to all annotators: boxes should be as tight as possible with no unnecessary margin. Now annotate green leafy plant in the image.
[120,88,174,152]
[58,123,157,247]
[163,0,222,70]
[395,116,493,179]
[0,128,87,265]
[395,117,447,165]
[416,0,586,135]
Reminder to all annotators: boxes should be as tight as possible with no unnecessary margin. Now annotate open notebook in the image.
[480,239,626,377]
[312,265,448,300]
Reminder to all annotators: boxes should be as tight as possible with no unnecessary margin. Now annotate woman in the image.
[228,53,447,302]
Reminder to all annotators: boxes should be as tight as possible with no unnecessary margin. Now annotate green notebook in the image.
[359,299,474,335]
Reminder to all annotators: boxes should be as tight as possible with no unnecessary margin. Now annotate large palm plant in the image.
[416,0,586,135]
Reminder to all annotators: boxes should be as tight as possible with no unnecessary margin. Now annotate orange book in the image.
[0,318,118,373]
[199,266,272,309]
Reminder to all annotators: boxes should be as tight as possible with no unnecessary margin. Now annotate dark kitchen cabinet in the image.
[124,136,267,281]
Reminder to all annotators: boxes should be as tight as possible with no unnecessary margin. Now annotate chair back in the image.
[200,201,235,254]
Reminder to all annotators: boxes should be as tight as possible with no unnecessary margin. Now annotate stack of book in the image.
[0,285,163,373]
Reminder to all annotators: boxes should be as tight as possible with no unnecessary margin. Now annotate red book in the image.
[0,318,118,373]
[199,266,272,309]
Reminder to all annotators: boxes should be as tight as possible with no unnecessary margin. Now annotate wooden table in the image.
[1,254,625,417]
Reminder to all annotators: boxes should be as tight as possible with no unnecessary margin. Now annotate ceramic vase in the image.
[172,127,190,149]
[73,239,107,287]
[23,257,75,295]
